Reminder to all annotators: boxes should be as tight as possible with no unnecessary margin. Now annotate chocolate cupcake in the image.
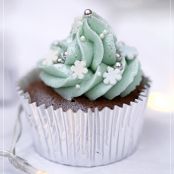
[18,9,150,167]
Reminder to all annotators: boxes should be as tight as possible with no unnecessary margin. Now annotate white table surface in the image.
[0,103,173,174]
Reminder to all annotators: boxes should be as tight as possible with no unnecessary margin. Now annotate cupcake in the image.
[18,9,150,167]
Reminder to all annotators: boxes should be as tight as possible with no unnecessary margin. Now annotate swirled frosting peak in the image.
[39,9,142,100]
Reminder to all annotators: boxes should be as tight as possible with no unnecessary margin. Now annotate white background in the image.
[0,0,174,174]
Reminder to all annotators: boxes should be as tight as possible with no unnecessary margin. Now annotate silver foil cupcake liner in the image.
[18,69,150,167]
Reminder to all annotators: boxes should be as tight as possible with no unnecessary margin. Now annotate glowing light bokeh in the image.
[36,171,48,174]
[148,92,174,112]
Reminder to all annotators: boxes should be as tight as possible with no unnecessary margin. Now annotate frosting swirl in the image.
[39,10,142,100]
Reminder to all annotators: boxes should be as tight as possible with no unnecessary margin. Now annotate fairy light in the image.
[36,171,48,174]
[148,92,174,112]
[0,106,48,174]
[0,150,48,174]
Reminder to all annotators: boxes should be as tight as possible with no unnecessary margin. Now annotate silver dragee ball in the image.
[57,58,65,64]
[84,9,92,16]
[116,53,122,61]
[115,62,123,70]
[116,53,121,58]
[63,51,68,57]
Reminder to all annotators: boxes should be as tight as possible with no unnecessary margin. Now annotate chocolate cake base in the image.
[25,77,149,112]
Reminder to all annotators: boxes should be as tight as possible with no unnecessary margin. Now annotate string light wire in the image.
[0,106,47,174]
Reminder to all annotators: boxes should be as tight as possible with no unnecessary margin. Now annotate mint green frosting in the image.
[39,10,142,101]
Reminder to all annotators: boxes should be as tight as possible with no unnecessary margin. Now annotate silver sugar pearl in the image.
[63,51,68,57]
[103,29,108,35]
[76,84,80,89]
[80,35,86,42]
[57,58,65,63]
[116,53,122,61]
[84,9,92,16]
[100,33,105,39]
[115,62,123,70]
[116,53,121,58]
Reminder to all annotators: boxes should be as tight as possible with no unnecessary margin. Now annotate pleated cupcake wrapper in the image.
[17,69,150,167]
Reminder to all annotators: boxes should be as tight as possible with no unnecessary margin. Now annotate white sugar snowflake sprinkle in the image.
[117,41,138,60]
[103,67,122,85]
[71,60,88,79]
